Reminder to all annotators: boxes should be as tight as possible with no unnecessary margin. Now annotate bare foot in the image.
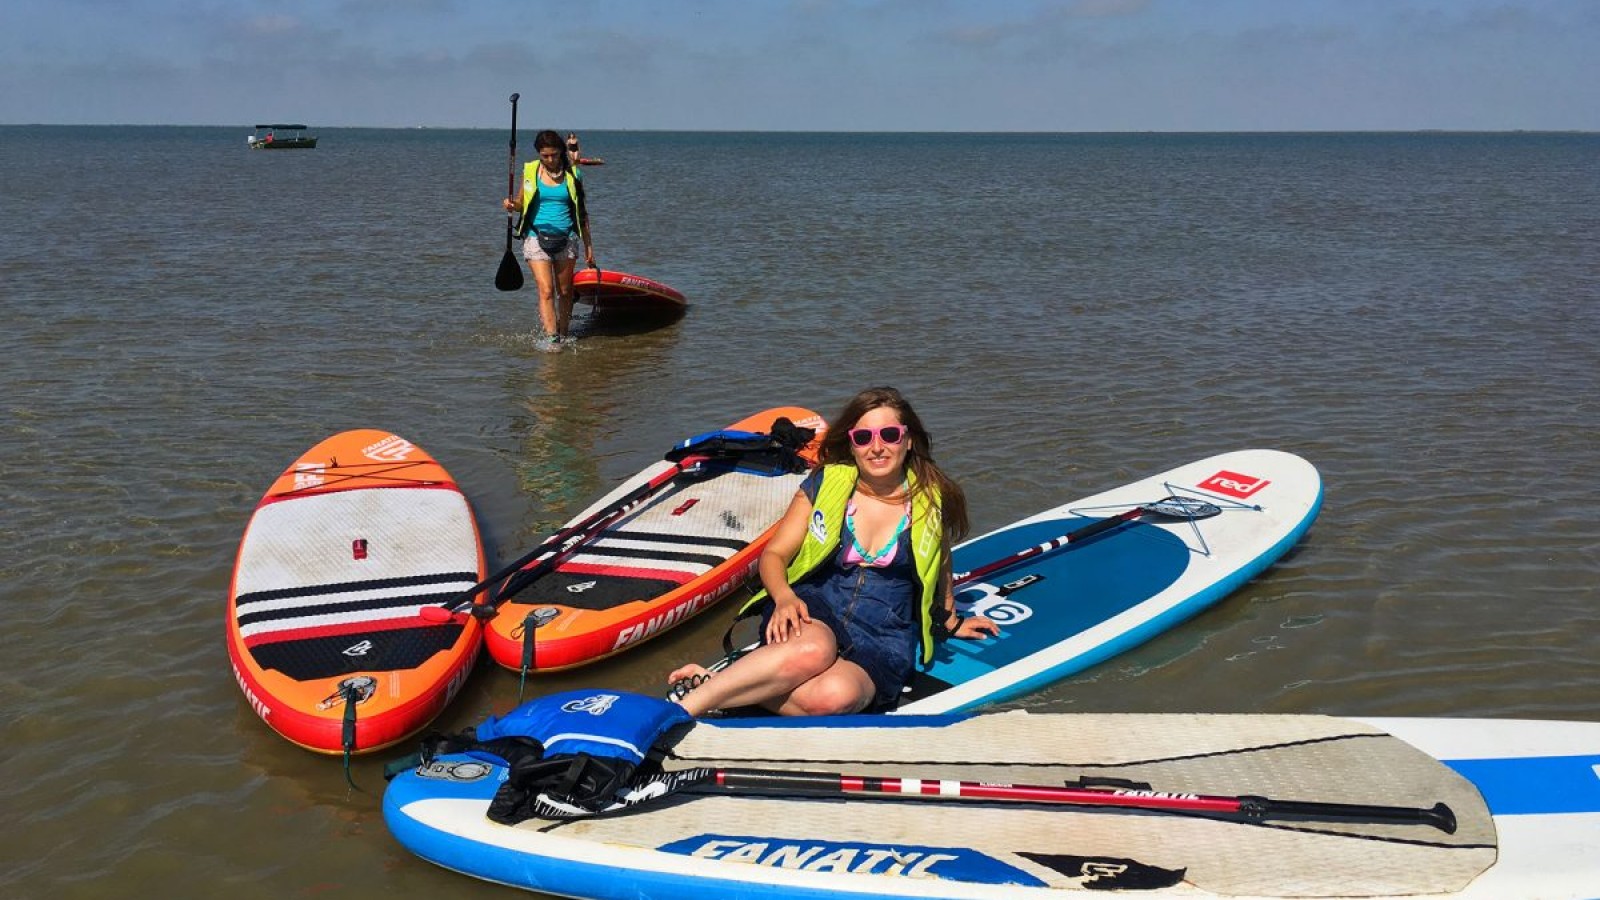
[666,665,714,705]
[666,663,710,685]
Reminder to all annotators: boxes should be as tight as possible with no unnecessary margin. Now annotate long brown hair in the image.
[818,386,969,544]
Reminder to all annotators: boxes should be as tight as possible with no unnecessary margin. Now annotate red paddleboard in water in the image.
[574,268,688,314]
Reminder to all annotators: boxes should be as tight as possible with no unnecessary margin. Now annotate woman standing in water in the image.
[503,129,595,348]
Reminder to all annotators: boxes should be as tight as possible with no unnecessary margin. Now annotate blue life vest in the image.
[475,689,690,767]
[398,689,691,823]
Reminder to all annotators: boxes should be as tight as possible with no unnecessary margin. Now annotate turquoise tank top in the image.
[530,177,575,234]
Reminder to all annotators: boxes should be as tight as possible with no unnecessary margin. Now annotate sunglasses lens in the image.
[848,426,905,447]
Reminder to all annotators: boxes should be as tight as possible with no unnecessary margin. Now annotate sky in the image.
[2,0,1596,131]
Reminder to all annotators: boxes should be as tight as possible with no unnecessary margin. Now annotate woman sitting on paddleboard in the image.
[667,387,998,716]
[502,129,595,349]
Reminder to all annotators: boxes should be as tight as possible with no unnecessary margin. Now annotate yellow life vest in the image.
[518,163,586,244]
[740,464,945,664]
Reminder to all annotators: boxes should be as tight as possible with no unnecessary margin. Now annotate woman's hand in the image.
[947,613,999,640]
[502,197,518,213]
[766,592,812,643]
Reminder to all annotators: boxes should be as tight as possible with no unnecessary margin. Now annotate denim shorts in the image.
[761,587,916,711]
[522,234,579,262]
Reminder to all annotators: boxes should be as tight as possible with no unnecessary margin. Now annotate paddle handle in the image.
[507,92,520,190]
[505,93,520,235]
[1244,796,1458,833]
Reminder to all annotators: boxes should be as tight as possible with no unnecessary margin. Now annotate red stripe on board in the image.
[242,614,436,648]
[559,561,695,585]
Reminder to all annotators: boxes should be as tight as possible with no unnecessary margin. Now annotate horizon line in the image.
[2,124,1596,135]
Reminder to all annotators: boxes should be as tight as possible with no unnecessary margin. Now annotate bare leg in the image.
[667,621,841,717]
[773,658,876,716]
[530,258,558,337]
[555,256,577,337]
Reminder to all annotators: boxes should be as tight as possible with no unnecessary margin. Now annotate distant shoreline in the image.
[1,124,1594,135]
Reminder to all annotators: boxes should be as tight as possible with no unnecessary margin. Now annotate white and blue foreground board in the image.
[383,710,1600,899]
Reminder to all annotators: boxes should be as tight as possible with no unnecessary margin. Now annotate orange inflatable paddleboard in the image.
[226,430,485,755]
[484,406,824,673]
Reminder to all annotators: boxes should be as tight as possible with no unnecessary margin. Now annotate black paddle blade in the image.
[495,248,524,291]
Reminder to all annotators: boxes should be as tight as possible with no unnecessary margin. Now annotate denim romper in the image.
[765,472,920,709]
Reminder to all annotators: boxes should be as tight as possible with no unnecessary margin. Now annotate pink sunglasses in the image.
[847,425,908,447]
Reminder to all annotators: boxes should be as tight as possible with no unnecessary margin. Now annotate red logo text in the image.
[1200,470,1270,498]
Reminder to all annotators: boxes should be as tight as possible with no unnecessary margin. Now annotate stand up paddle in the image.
[417,455,711,626]
[951,495,1222,586]
[494,92,524,292]
[531,764,1457,833]
[417,423,816,625]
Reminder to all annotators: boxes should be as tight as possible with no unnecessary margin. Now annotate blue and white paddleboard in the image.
[900,448,1322,713]
[692,449,1320,714]
[384,710,1600,899]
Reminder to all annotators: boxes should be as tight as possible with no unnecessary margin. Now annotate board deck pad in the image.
[617,714,1496,896]
[226,430,484,754]
[234,490,478,672]
[385,710,1600,898]
[484,407,825,672]
[523,473,788,607]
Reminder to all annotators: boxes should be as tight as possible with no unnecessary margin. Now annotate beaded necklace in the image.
[844,481,910,567]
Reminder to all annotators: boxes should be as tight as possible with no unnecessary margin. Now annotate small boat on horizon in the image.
[247,123,318,149]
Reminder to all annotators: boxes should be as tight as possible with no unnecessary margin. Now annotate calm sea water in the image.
[1,126,1596,898]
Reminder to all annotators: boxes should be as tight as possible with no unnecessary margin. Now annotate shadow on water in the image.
[573,304,689,338]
